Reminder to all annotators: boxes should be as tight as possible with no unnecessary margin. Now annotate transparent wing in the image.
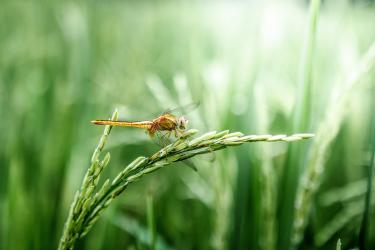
[153,131,173,148]
[161,102,200,116]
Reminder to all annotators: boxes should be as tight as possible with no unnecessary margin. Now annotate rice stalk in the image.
[292,42,375,247]
[315,198,374,246]
[147,194,156,250]
[58,110,313,250]
[109,213,172,250]
[358,83,375,250]
[293,0,321,131]
[336,239,342,250]
[319,178,371,206]
[58,110,118,250]
[254,84,276,250]
[278,0,320,248]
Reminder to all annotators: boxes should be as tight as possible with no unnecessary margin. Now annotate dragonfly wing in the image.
[153,131,173,148]
[181,159,198,171]
[152,131,199,172]
[162,102,200,115]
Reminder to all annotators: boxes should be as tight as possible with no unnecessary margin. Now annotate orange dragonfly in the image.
[91,103,198,140]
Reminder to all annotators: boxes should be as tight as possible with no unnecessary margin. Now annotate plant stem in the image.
[278,0,320,249]
[358,87,375,250]
[147,194,156,250]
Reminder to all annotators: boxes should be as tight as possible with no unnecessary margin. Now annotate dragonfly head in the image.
[177,116,188,130]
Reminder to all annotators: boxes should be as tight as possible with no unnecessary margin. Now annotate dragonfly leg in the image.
[176,128,186,138]
[165,131,172,139]
[174,129,184,138]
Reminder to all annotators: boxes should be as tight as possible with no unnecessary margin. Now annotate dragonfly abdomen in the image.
[91,120,153,129]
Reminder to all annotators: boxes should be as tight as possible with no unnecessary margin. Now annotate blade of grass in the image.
[319,178,369,206]
[254,84,276,250]
[278,0,321,249]
[293,0,321,132]
[315,199,374,246]
[292,42,375,247]
[336,239,342,250]
[110,213,172,250]
[358,87,375,250]
[147,194,156,250]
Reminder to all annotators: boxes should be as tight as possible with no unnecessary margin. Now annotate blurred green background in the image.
[1,0,375,249]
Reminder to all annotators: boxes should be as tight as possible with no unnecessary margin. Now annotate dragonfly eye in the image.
[178,116,188,130]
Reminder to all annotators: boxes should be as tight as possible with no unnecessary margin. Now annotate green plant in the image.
[292,41,375,247]
[277,0,320,247]
[57,110,314,250]
[336,239,342,250]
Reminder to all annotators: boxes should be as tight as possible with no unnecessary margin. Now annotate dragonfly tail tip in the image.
[91,120,101,125]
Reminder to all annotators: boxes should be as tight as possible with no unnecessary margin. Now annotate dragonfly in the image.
[91,103,198,142]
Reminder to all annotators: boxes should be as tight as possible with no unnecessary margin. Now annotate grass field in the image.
[1,1,375,249]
